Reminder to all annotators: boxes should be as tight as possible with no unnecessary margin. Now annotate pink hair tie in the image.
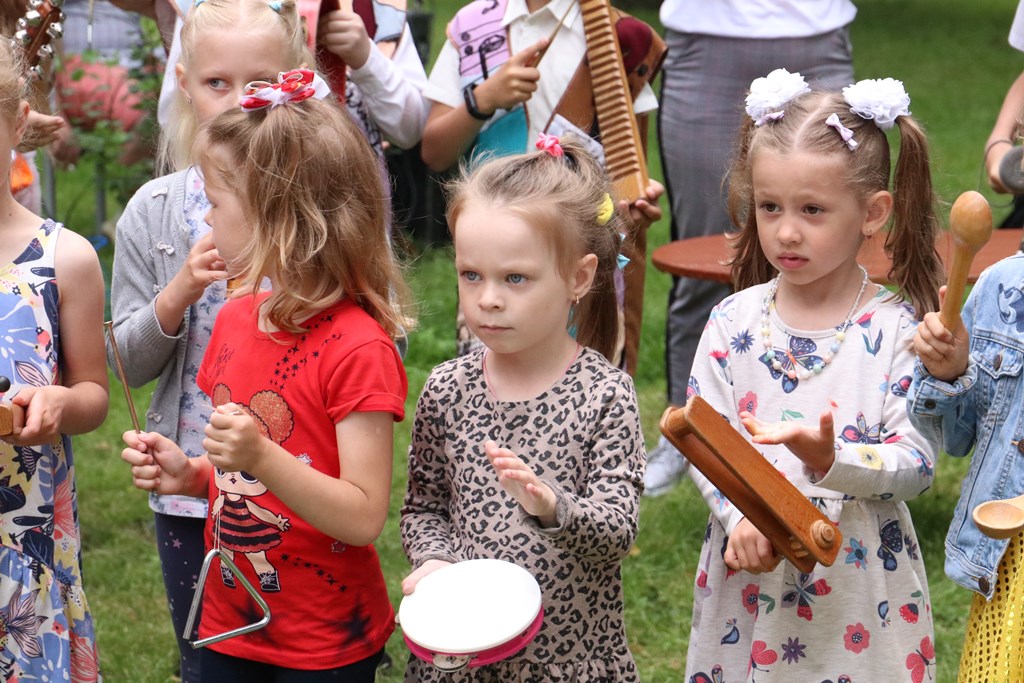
[535,133,564,158]
[239,69,331,111]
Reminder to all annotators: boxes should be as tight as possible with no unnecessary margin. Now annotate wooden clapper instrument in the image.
[660,397,841,573]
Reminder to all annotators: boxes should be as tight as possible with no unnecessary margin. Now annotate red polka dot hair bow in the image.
[239,69,331,111]
[535,132,564,157]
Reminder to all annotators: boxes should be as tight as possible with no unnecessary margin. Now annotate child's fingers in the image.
[819,410,835,441]
[401,559,451,595]
[723,545,741,572]
[514,37,549,65]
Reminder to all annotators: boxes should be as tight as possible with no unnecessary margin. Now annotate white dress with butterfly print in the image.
[683,284,936,683]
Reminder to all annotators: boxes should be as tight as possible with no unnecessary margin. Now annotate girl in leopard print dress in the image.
[400,134,646,682]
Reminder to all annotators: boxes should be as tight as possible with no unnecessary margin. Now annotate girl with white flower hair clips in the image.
[681,69,942,681]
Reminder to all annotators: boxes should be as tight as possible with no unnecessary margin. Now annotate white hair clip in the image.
[745,68,810,126]
[842,78,911,131]
[825,113,858,151]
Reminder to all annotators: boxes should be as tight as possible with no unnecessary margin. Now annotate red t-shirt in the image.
[196,294,406,669]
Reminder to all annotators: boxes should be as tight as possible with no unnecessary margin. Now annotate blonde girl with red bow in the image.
[121,69,413,681]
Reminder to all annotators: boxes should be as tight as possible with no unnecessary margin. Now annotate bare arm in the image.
[420,38,547,172]
[10,230,108,444]
[206,408,394,546]
[986,71,1024,192]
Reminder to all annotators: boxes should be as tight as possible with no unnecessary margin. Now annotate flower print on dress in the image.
[709,349,732,385]
[843,537,869,569]
[730,329,754,353]
[780,636,806,664]
[843,622,870,653]
[741,584,759,615]
[737,391,757,417]
[0,293,51,384]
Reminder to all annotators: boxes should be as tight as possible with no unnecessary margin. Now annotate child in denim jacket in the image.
[908,253,1024,680]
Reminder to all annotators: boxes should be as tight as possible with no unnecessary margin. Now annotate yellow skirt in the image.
[960,532,1024,682]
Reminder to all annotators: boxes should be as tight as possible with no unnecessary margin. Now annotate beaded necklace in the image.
[760,265,869,381]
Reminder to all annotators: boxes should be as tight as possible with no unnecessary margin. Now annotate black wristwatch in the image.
[463,83,493,121]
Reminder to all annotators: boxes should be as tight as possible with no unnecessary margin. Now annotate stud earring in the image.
[574,295,580,306]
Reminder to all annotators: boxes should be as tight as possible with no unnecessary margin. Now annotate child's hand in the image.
[484,440,557,527]
[121,430,193,494]
[204,403,267,475]
[18,109,66,151]
[987,141,1014,193]
[914,288,969,382]
[5,386,69,446]
[473,38,547,115]
[617,179,664,229]
[318,9,372,70]
[724,517,780,574]
[168,233,227,307]
[401,559,452,596]
[740,409,836,474]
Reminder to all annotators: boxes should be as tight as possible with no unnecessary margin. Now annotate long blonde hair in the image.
[159,0,312,173]
[0,40,24,124]
[195,96,413,339]
[445,137,623,361]
[728,89,943,318]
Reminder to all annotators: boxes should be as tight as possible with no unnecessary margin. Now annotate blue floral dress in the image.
[684,284,935,683]
[0,220,100,682]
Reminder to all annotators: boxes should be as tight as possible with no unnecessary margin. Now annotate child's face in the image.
[753,149,879,290]
[201,147,250,276]
[177,26,294,124]
[454,203,578,359]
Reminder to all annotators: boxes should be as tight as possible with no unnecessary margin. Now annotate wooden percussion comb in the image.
[659,397,841,573]
[578,0,648,204]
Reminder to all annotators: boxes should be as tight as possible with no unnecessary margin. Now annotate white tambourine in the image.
[398,559,544,672]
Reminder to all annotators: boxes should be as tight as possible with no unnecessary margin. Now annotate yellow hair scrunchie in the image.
[596,193,615,226]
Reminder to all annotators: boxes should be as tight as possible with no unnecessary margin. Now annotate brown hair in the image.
[445,137,622,361]
[728,89,942,318]
[195,95,413,339]
[159,0,313,172]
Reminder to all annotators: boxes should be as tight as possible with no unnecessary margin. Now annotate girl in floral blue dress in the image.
[0,41,109,682]
[682,70,941,682]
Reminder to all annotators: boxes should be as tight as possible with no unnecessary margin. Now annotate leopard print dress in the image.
[401,347,645,682]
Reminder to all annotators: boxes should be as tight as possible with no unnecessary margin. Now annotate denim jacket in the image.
[907,254,1024,598]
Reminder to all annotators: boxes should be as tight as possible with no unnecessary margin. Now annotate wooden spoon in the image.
[939,191,993,330]
[973,494,1024,540]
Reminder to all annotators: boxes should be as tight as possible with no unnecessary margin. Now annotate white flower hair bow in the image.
[842,78,911,131]
[745,68,811,126]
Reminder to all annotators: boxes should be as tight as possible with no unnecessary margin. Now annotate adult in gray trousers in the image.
[647,0,858,495]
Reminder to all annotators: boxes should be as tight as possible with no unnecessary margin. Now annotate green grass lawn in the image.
[52,0,1024,680]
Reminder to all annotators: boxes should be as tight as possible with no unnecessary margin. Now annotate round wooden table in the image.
[652,229,1024,285]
